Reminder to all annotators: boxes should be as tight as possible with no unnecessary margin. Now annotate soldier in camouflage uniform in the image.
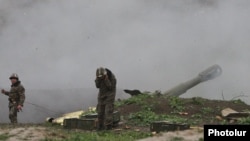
[95,67,116,130]
[1,73,25,124]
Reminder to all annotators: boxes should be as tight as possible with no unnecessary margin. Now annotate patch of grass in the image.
[221,119,230,125]
[171,137,184,141]
[128,110,159,126]
[191,113,202,119]
[199,138,204,141]
[230,99,246,104]
[214,106,222,112]
[43,130,150,141]
[188,114,203,125]
[128,111,187,126]
[191,97,205,105]
[168,96,185,112]
[0,133,10,140]
[115,94,154,107]
[200,107,214,115]
[237,117,250,124]
[187,119,202,126]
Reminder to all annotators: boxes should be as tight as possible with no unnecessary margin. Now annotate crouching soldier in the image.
[1,73,25,124]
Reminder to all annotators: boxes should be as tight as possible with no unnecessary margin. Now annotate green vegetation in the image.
[0,133,9,140]
[115,93,154,107]
[231,99,246,104]
[168,96,185,112]
[171,137,184,141]
[237,117,250,124]
[115,94,187,126]
[191,97,205,105]
[128,111,187,126]
[200,107,214,115]
[199,138,204,141]
[43,129,150,141]
[38,92,250,140]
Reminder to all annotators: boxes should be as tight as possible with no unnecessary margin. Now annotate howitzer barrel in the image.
[164,64,222,97]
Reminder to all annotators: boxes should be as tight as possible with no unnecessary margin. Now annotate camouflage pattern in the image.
[95,68,116,130]
[3,81,25,123]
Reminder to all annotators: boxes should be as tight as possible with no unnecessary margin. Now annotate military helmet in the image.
[96,67,107,78]
[9,73,19,80]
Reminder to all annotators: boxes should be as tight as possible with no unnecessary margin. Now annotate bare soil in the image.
[0,124,46,141]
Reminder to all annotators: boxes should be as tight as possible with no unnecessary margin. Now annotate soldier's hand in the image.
[17,105,22,111]
[1,89,5,94]
[104,75,108,80]
[97,75,106,80]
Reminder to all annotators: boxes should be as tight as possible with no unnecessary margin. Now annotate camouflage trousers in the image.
[97,103,114,129]
[9,102,18,124]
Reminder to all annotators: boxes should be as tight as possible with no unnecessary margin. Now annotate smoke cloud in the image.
[0,0,250,123]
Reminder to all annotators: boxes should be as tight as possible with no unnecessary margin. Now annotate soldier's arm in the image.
[5,91,10,96]
[95,78,101,88]
[104,76,112,90]
[18,86,25,106]
[1,90,10,96]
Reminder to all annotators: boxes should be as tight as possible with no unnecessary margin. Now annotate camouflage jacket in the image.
[95,70,116,105]
[3,81,25,106]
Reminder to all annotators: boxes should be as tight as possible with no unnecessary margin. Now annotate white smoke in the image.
[0,0,250,122]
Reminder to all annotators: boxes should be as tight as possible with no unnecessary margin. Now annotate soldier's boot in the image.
[104,103,114,130]
[104,121,113,130]
[97,119,105,131]
[10,120,17,127]
[10,116,17,124]
[97,124,104,131]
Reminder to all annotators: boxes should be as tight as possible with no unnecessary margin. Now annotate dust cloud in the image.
[0,0,250,123]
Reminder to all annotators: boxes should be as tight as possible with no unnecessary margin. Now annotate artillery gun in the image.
[151,64,222,132]
[48,64,222,131]
[163,64,222,97]
[124,64,222,97]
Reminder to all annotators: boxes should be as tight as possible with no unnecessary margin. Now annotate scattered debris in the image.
[179,112,188,115]
[215,115,223,121]
[50,110,84,125]
[124,125,130,129]
[135,129,140,132]
[221,108,250,120]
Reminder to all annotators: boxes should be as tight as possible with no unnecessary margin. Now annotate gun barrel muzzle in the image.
[199,64,222,82]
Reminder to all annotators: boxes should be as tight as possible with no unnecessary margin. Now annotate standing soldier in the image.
[1,73,25,124]
[95,67,117,130]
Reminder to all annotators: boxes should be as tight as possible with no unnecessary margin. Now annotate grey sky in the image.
[0,0,250,104]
